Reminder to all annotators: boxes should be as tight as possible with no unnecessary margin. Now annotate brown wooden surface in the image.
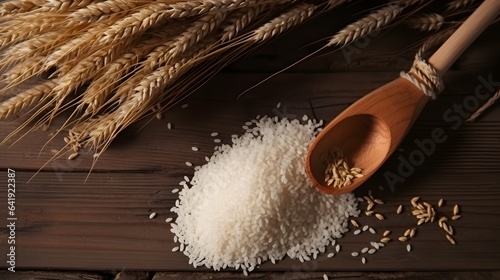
[0,5,500,276]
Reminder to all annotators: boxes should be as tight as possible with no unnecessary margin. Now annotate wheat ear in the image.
[327,3,404,46]
[250,3,316,42]
[68,0,147,22]
[221,6,263,42]
[446,0,478,12]
[0,15,63,48]
[149,12,227,67]
[41,0,94,12]
[0,0,45,16]
[406,13,445,31]
[0,80,56,120]
[80,34,179,115]
[154,0,293,18]
[2,56,47,86]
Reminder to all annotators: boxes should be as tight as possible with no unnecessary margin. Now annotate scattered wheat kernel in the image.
[453,204,459,215]
[417,218,425,225]
[327,253,335,258]
[452,215,462,220]
[181,104,188,109]
[172,188,180,193]
[365,210,374,216]
[185,162,193,167]
[353,229,361,235]
[397,205,403,214]
[363,196,373,204]
[374,198,384,205]
[362,257,366,264]
[404,229,411,237]
[438,198,444,207]
[323,274,329,280]
[167,123,172,129]
[191,147,199,151]
[335,244,341,252]
[407,244,412,252]
[210,132,219,137]
[214,139,222,143]
[68,152,79,160]
[362,225,369,231]
[375,213,385,220]
[383,230,391,237]
[371,242,379,249]
[444,224,454,235]
[172,246,179,252]
[446,234,456,245]
[380,237,391,243]
[361,247,369,253]
[411,196,420,206]
[165,218,173,223]
[410,228,416,238]
[351,252,359,257]
[369,227,376,234]
[276,102,281,108]
[398,236,408,242]
[368,249,376,254]
[350,219,359,227]
[377,242,385,248]
[149,212,157,219]
[367,203,374,211]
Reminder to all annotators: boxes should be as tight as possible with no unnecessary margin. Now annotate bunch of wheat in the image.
[0,0,486,160]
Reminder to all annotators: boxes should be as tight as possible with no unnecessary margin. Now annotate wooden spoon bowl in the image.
[307,114,390,194]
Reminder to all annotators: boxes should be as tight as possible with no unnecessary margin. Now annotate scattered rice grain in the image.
[149,212,156,219]
[406,244,412,252]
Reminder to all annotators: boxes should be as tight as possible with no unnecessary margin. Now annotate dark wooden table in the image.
[1,6,500,280]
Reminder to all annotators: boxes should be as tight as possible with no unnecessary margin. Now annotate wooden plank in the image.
[0,170,498,271]
[0,271,107,280]
[152,271,500,280]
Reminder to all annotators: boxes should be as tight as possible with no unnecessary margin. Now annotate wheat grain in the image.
[0,80,56,120]
[327,3,403,46]
[406,13,444,31]
[250,3,316,42]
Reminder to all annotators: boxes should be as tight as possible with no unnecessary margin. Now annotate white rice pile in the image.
[170,116,359,272]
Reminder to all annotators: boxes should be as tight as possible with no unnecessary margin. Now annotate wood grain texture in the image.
[0,4,499,275]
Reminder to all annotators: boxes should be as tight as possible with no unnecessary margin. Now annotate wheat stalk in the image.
[0,80,56,120]
[327,3,404,46]
[325,0,351,10]
[250,3,316,42]
[467,89,500,122]
[406,13,445,31]
[416,27,457,58]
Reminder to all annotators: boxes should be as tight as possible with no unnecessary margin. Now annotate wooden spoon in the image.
[305,0,500,195]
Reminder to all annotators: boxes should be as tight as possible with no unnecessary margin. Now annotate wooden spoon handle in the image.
[428,0,500,76]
